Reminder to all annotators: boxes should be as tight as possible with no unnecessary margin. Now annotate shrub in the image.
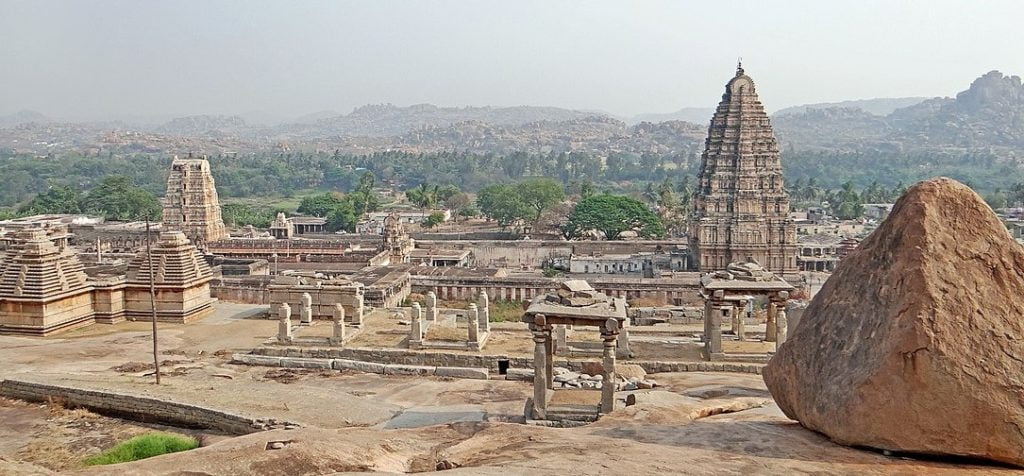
[84,433,199,466]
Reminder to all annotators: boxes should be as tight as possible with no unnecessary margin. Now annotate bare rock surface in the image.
[764,177,1024,467]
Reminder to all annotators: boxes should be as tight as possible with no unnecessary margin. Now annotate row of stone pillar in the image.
[277,291,359,345]
[703,298,790,360]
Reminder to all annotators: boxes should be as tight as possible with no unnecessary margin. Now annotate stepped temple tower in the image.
[689,64,797,274]
[0,228,95,335]
[162,155,228,249]
[124,231,214,323]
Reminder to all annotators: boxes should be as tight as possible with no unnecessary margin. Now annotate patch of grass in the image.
[83,433,199,466]
[489,300,524,323]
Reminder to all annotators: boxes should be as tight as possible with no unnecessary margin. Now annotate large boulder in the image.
[763,178,1024,467]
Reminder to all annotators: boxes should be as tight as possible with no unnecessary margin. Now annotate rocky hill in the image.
[277,103,605,138]
[774,71,1024,152]
[0,110,51,128]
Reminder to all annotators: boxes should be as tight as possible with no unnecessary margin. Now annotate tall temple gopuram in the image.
[162,155,228,249]
[689,63,798,274]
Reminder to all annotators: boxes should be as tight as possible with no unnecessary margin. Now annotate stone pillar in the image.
[601,318,619,414]
[545,327,554,390]
[702,298,713,343]
[616,317,630,358]
[734,303,746,341]
[704,304,725,360]
[410,303,424,347]
[468,303,480,345]
[478,291,490,329]
[426,291,438,321]
[776,309,788,349]
[300,292,313,325]
[554,324,568,355]
[331,304,345,345]
[765,302,778,342]
[277,303,292,343]
[530,314,549,420]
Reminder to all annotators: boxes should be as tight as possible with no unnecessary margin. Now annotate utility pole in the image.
[146,219,161,384]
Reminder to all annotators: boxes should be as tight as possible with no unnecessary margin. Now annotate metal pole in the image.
[146,219,161,385]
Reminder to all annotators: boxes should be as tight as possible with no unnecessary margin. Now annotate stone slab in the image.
[434,367,489,380]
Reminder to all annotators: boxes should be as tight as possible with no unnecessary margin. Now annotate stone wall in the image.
[415,240,691,269]
[0,379,294,434]
[248,346,764,375]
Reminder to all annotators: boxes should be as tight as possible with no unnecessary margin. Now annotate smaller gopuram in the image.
[522,280,627,422]
[124,231,214,323]
[162,154,228,249]
[0,228,95,335]
[382,212,414,265]
[699,259,793,361]
[268,212,293,239]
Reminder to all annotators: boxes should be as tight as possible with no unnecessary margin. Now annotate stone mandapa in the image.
[763,177,1024,467]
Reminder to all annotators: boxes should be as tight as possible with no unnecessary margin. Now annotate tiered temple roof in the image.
[126,231,212,286]
[162,155,228,249]
[690,63,798,274]
[0,228,91,300]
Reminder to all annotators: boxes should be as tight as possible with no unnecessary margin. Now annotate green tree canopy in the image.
[325,200,357,232]
[297,192,347,217]
[81,175,161,221]
[423,211,446,229]
[18,185,84,216]
[517,177,565,223]
[566,194,665,240]
[476,184,528,228]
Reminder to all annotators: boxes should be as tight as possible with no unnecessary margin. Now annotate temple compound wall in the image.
[414,240,690,270]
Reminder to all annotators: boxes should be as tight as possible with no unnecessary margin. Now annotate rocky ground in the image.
[0,302,1016,475]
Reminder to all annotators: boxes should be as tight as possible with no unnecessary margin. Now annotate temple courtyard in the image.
[0,301,1012,475]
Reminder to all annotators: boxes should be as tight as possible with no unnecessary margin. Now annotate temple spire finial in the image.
[736,57,744,76]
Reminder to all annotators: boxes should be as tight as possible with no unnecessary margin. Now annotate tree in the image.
[477,184,528,228]
[325,201,357,232]
[18,185,84,216]
[566,194,665,240]
[354,171,376,195]
[423,211,445,229]
[436,184,461,202]
[406,182,440,210]
[517,177,564,223]
[297,192,346,217]
[579,181,596,200]
[348,190,379,215]
[81,175,160,220]
[443,192,472,222]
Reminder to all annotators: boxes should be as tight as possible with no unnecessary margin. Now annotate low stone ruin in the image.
[763,178,1024,467]
[408,291,491,351]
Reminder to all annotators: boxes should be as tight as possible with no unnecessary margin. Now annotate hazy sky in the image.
[2,0,1022,121]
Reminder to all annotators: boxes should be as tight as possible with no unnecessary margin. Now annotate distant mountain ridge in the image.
[774,97,929,117]
[0,110,50,128]
[3,71,1024,158]
[627,107,715,125]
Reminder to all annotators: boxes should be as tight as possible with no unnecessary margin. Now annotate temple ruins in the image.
[522,280,627,422]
